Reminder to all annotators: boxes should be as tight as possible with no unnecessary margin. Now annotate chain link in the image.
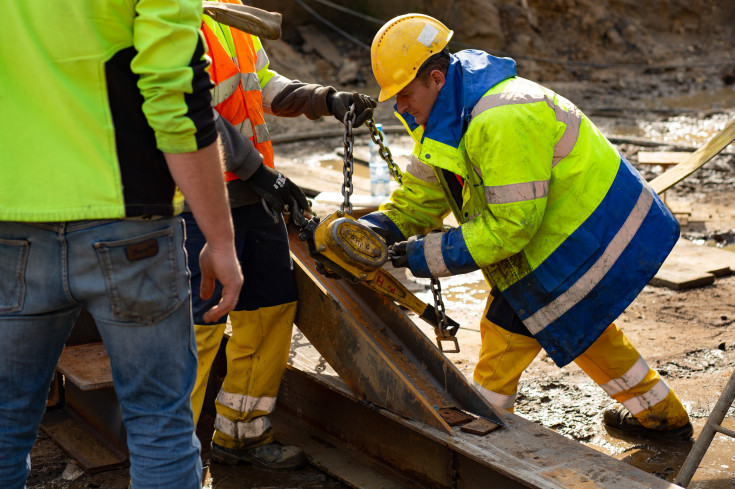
[340,105,356,215]
[430,277,450,334]
[366,118,403,185]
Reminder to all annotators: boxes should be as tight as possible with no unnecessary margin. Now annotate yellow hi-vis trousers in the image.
[473,298,689,430]
[190,302,297,449]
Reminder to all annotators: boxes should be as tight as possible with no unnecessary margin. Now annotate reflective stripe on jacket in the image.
[378,50,679,366]
[202,8,274,180]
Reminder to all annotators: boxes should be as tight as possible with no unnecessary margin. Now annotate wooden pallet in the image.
[651,239,735,290]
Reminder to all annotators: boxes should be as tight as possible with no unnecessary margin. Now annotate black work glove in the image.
[388,240,410,268]
[329,91,377,127]
[247,163,310,214]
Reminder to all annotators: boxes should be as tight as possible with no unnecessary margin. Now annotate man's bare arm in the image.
[165,141,243,323]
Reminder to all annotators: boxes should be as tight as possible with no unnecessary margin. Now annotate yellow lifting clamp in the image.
[293,208,460,351]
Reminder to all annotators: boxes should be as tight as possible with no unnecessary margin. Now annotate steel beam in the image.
[275,358,682,489]
[288,226,503,433]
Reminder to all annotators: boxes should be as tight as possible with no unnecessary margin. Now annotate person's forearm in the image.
[164,140,234,249]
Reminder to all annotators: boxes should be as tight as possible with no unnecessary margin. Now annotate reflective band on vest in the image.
[471,89,582,169]
[202,16,274,185]
[523,185,654,335]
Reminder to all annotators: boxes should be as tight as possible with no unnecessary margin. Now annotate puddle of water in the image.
[690,238,735,252]
[587,418,735,488]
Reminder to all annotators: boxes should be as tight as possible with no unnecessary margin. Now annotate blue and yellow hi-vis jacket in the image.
[362,50,679,366]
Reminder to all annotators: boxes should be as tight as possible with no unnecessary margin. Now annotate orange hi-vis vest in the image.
[202,18,274,182]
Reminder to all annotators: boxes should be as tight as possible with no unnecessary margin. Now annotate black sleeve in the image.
[215,112,263,180]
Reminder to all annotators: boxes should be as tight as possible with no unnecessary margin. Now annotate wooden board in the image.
[671,238,735,276]
[274,154,371,198]
[650,268,715,291]
[651,239,734,290]
[638,151,691,165]
[648,117,735,195]
[57,342,113,390]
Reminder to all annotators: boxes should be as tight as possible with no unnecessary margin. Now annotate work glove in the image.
[329,91,377,127]
[247,163,310,214]
[388,235,424,269]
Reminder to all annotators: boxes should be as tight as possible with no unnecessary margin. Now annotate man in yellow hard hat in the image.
[360,13,692,441]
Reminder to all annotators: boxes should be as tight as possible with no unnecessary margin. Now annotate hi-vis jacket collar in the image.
[395,50,517,148]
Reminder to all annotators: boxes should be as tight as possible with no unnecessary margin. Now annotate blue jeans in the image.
[0,219,201,489]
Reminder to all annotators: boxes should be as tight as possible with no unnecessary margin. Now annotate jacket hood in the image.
[396,50,517,148]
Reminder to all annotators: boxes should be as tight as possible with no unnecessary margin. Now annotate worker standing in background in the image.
[360,14,693,440]
[187,0,376,469]
[0,1,243,488]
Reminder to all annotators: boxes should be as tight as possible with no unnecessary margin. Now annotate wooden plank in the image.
[274,154,371,198]
[650,268,715,291]
[638,151,691,165]
[672,238,735,276]
[648,117,735,195]
[57,342,113,390]
[651,239,734,290]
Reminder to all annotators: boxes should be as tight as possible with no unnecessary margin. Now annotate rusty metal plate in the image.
[460,418,500,436]
[57,342,113,391]
[438,407,474,426]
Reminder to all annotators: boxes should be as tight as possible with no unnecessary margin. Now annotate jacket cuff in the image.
[310,85,336,119]
[358,212,406,246]
[215,114,263,180]
[408,229,478,278]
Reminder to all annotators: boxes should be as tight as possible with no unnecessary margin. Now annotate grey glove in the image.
[387,240,409,268]
[247,163,309,214]
[329,91,377,127]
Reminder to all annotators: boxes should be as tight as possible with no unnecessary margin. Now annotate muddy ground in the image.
[27,3,735,488]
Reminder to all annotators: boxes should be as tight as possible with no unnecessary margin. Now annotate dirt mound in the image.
[254,0,734,136]
[254,0,734,81]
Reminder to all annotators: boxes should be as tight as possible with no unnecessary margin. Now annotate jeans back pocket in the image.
[95,227,184,325]
[0,239,29,313]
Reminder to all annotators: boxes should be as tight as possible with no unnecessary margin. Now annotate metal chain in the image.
[347,113,453,345]
[366,118,403,185]
[430,276,450,335]
[340,105,356,214]
[365,117,452,342]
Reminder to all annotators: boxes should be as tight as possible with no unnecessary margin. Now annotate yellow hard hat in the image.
[371,14,453,102]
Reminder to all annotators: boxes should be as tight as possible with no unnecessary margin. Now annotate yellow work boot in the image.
[210,441,306,469]
[603,406,693,441]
